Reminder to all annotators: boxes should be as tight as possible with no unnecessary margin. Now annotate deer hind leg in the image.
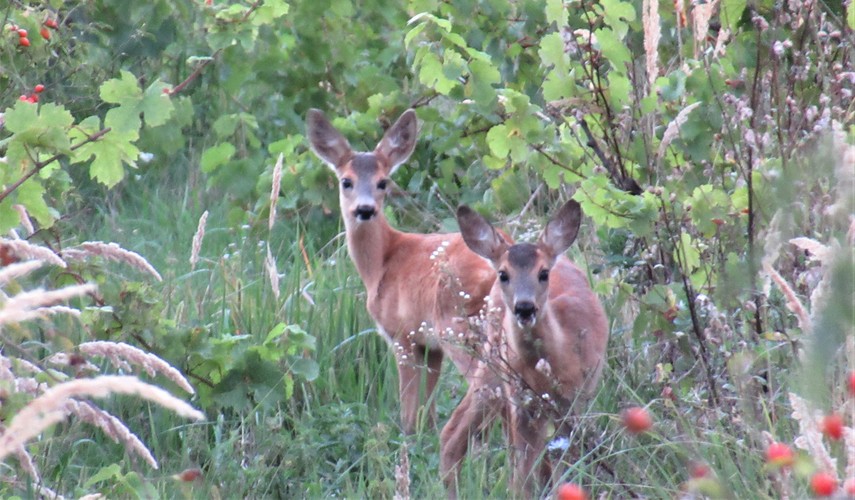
[396,341,443,434]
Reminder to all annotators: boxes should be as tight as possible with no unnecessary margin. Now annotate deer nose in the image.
[354,205,377,221]
[514,301,537,324]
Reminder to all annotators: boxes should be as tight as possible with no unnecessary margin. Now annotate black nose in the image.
[514,301,537,321]
[354,205,376,220]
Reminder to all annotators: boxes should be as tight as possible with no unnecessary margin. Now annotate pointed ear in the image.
[538,200,582,258]
[306,109,352,170]
[457,205,508,263]
[375,109,418,175]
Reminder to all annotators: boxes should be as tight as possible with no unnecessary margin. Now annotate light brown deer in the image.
[440,200,609,497]
[306,108,502,434]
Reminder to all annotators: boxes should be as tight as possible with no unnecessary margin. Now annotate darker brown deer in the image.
[307,109,502,434]
[440,200,609,497]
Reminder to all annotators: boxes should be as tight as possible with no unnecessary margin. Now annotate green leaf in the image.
[608,72,631,107]
[600,0,636,37]
[545,0,567,26]
[596,28,632,72]
[539,32,569,73]
[76,130,140,187]
[849,1,855,30]
[4,102,74,154]
[677,232,700,271]
[486,124,510,158]
[139,81,175,128]
[720,0,746,31]
[404,22,427,48]
[84,463,123,488]
[201,143,236,173]
[17,180,54,228]
[468,59,500,106]
[291,358,319,381]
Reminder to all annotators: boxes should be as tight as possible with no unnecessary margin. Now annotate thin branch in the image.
[0,127,111,204]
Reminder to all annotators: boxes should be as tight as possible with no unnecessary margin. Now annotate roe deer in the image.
[440,200,609,497]
[306,108,503,434]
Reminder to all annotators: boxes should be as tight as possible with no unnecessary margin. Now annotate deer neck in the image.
[344,214,397,291]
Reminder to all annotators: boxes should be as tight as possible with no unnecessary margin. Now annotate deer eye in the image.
[498,270,509,283]
[377,179,388,190]
[341,178,353,189]
[538,269,549,282]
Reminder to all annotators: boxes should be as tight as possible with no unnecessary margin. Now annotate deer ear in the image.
[538,200,582,258]
[375,109,418,175]
[306,109,352,171]
[457,205,507,263]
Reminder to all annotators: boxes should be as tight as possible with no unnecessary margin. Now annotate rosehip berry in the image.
[556,482,588,500]
[8,25,18,32]
[28,95,38,103]
[174,468,203,482]
[810,471,837,497]
[34,84,45,93]
[19,95,28,101]
[19,37,30,47]
[40,27,50,40]
[844,478,855,496]
[17,28,27,38]
[689,461,710,479]
[848,371,855,396]
[45,19,59,29]
[765,442,795,468]
[821,414,844,441]
[622,406,653,434]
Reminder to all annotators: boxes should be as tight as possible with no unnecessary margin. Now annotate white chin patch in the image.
[516,316,536,329]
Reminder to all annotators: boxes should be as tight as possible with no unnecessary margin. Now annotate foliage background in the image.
[0,0,853,497]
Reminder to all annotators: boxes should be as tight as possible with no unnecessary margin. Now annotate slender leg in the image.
[396,342,426,435]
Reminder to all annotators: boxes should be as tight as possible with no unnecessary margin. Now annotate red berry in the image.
[844,478,855,496]
[40,27,50,40]
[622,406,653,434]
[810,471,837,497]
[17,28,27,38]
[8,25,18,32]
[174,468,203,482]
[28,95,38,103]
[848,371,855,396]
[765,442,795,468]
[556,482,588,500]
[689,461,710,479]
[821,414,844,441]
[34,84,45,93]
[45,19,59,29]
[19,37,30,47]
[19,95,28,101]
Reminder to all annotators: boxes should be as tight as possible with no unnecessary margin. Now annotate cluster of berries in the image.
[8,17,58,47]
[19,84,45,104]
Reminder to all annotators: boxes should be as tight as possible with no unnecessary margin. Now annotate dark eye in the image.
[498,270,509,283]
[538,269,549,282]
[341,178,353,189]
[377,179,388,190]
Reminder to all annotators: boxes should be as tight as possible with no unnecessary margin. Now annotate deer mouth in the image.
[353,206,377,221]
[514,302,538,328]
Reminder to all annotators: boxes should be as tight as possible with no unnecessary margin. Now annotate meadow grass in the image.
[7,161,849,499]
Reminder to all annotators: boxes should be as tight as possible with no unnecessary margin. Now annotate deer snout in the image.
[353,205,377,221]
[513,301,538,326]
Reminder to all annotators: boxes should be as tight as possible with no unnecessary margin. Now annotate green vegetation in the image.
[0,0,853,498]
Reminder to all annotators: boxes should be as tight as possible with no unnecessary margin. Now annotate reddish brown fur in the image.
[307,109,501,434]
[441,201,609,497]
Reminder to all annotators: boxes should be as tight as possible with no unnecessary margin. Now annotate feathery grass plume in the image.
[265,245,280,301]
[713,27,731,57]
[67,399,158,469]
[844,426,855,480]
[66,242,162,281]
[5,437,40,482]
[790,392,838,477]
[77,341,196,395]
[190,210,208,271]
[691,0,718,53]
[0,260,44,287]
[269,153,283,232]
[643,0,660,89]
[0,238,66,268]
[393,441,410,500]
[763,261,811,333]
[0,375,204,461]
[12,205,34,237]
[790,237,830,264]
[827,121,854,218]
[657,102,701,159]
[78,495,104,500]
[0,283,96,326]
